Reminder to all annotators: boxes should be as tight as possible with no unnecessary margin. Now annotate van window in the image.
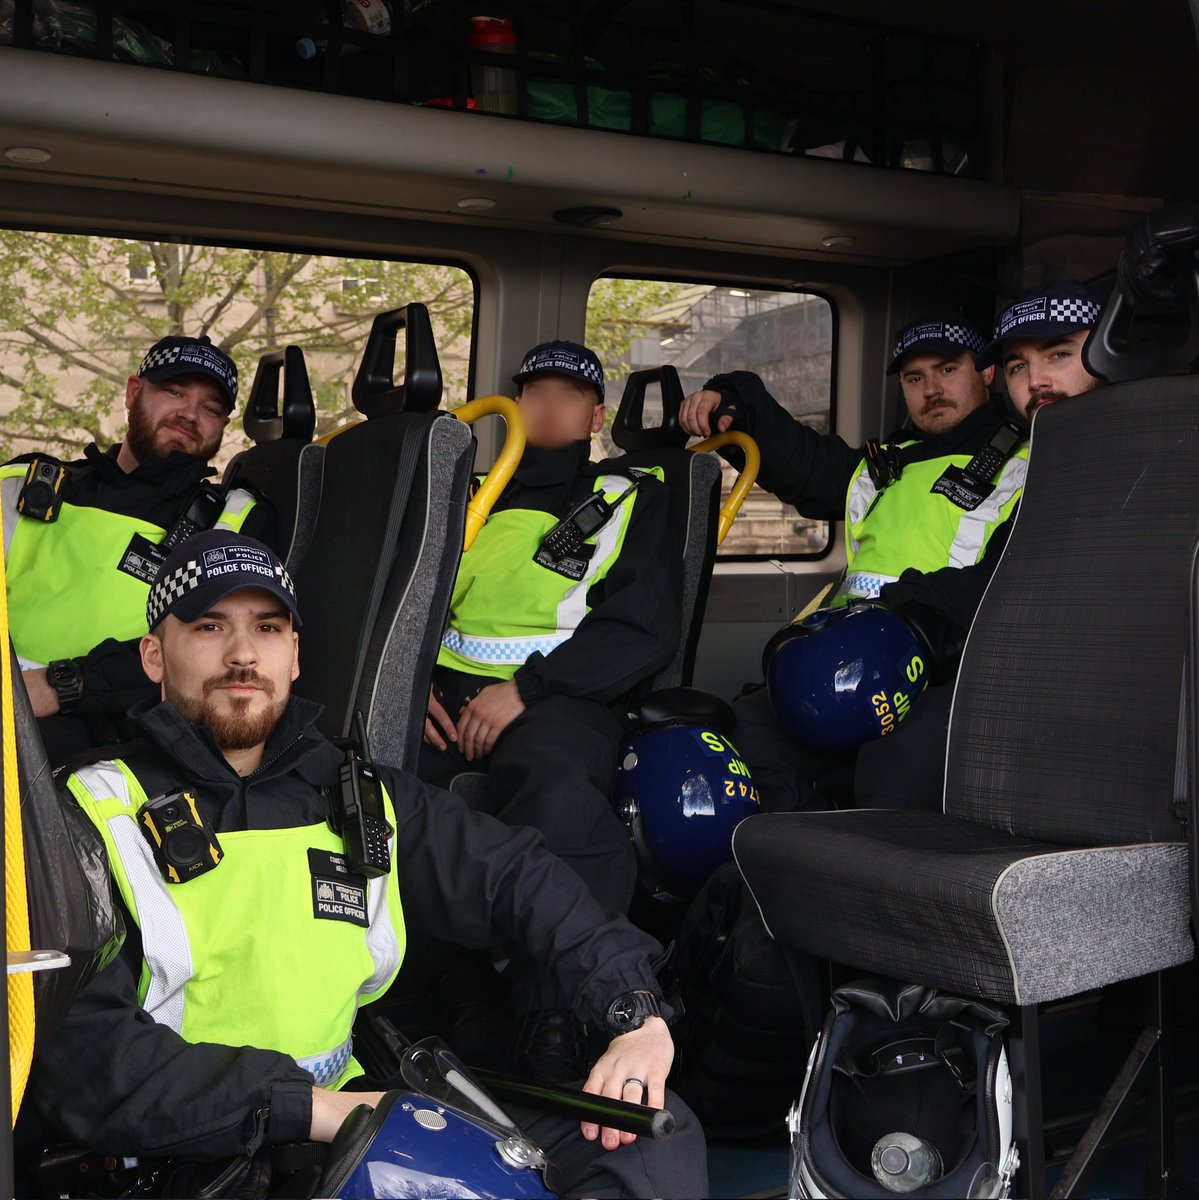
[0,230,476,466]
[587,278,833,558]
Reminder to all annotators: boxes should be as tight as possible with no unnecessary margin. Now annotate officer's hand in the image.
[680,388,733,437]
[456,680,525,761]
[309,1085,386,1142]
[579,1016,674,1151]
[22,668,60,718]
[423,686,457,750]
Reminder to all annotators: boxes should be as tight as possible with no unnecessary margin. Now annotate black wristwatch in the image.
[46,658,84,712]
[605,990,662,1037]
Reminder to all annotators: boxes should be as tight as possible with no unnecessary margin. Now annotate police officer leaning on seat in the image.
[679,313,1028,813]
[0,335,276,766]
[417,340,681,1078]
[25,530,707,1200]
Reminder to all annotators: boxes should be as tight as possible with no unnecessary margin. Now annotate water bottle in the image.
[468,15,517,114]
[871,1132,943,1192]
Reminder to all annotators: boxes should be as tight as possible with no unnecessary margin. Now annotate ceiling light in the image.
[729,288,753,298]
[820,235,856,249]
[457,197,496,211]
[4,146,51,164]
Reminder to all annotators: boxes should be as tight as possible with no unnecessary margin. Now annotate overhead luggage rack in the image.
[0,0,995,177]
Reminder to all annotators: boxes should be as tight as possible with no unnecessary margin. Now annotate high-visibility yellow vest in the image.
[836,445,1028,601]
[0,464,256,666]
[67,759,405,1088]
[437,469,661,680]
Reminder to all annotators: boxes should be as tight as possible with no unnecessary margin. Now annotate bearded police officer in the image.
[27,530,705,1200]
[680,313,1027,812]
[0,335,275,764]
[418,340,680,1079]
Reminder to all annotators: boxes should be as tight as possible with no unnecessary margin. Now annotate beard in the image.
[126,391,223,463]
[166,667,286,751]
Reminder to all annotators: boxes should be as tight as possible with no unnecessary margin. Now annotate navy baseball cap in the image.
[976,281,1105,370]
[147,530,301,631]
[887,313,987,375]
[513,340,605,401]
[139,336,239,411]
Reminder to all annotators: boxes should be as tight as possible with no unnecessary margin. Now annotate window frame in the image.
[588,270,839,564]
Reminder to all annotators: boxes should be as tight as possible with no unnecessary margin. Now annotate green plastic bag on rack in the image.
[526,53,632,131]
[647,64,787,149]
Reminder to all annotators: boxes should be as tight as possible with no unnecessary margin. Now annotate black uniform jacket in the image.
[5,443,277,715]
[476,440,682,706]
[28,697,665,1162]
[704,372,1023,631]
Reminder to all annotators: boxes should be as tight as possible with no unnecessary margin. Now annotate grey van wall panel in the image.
[0,47,1020,264]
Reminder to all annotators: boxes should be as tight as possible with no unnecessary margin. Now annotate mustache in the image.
[158,415,199,439]
[1027,391,1068,414]
[203,668,275,697]
[921,398,954,413]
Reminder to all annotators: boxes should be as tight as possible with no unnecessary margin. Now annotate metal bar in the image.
[1011,1004,1047,1200]
[1048,1022,1158,1199]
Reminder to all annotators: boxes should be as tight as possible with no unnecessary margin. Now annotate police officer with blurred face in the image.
[0,334,275,763]
[418,340,680,1081]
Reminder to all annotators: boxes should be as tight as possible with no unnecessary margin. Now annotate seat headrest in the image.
[352,303,443,418]
[243,345,316,443]
[611,366,689,451]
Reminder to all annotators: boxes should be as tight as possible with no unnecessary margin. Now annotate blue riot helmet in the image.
[764,600,933,753]
[616,687,760,899]
[318,1037,557,1199]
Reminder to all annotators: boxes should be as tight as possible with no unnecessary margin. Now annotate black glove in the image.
[880,595,966,686]
[702,371,781,426]
[1118,202,1199,308]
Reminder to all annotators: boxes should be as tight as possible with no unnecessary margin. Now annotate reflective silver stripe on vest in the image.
[1,475,21,561]
[836,571,901,600]
[947,454,1028,569]
[555,473,634,635]
[440,628,570,665]
[296,1036,354,1086]
[214,487,256,530]
[362,872,401,996]
[73,763,193,1034]
[843,464,877,556]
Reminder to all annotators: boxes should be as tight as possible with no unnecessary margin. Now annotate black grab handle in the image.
[352,303,443,417]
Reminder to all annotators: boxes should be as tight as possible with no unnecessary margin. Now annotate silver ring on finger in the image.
[623,1077,645,1091]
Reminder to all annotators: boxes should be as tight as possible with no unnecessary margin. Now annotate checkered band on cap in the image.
[1049,297,1102,325]
[519,349,604,388]
[146,547,297,629]
[146,557,206,630]
[139,338,239,404]
[892,320,985,360]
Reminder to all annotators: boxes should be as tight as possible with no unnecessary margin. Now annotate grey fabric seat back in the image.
[292,411,473,771]
[946,379,1199,847]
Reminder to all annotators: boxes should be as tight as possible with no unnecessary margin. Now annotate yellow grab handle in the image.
[452,395,527,551]
[689,431,761,545]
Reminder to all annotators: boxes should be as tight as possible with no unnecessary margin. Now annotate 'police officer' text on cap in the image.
[147,530,301,631]
[976,281,1105,370]
[139,336,239,411]
[513,340,605,401]
[887,313,987,375]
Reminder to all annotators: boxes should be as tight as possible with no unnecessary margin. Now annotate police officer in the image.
[27,530,706,1200]
[974,279,1105,420]
[848,282,1106,808]
[679,313,1027,812]
[418,340,680,1077]
[0,335,275,764]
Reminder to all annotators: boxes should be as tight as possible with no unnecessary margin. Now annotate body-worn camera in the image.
[137,789,223,884]
[16,456,68,522]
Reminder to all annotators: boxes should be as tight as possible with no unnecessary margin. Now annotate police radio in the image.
[160,482,227,553]
[137,788,223,884]
[534,476,642,577]
[332,713,392,878]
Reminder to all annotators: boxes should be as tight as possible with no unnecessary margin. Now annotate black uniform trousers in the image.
[732,681,953,812]
[418,667,636,919]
